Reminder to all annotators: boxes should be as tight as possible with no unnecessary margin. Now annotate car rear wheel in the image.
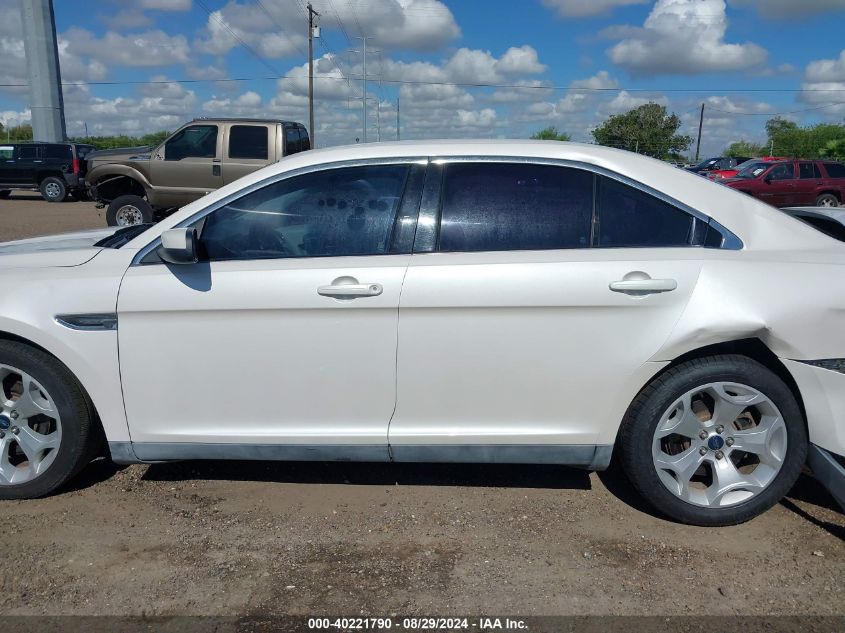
[39,176,67,203]
[0,341,98,500]
[619,355,806,526]
[106,195,154,227]
[816,193,839,208]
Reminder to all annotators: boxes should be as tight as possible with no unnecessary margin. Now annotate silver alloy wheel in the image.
[44,181,61,199]
[0,364,62,486]
[818,196,838,208]
[652,382,787,508]
[115,204,143,226]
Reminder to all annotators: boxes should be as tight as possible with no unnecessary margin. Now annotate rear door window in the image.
[596,176,694,248]
[18,145,39,160]
[437,162,593,252]
[799,162,821,179]
[298,128,310,151]
[0,146,13,159]
[228,125,269,160]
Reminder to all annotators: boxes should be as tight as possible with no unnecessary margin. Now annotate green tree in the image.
[820,138,845,160]
[530,126,571,141]
[591,103,691,159]
[724,140,767,158]
[764,117,845,158]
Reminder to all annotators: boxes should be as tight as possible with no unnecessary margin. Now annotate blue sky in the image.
[2,0,845,155]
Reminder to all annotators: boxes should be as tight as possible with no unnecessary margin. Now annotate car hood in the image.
[87,146,152,162]
[0,227,120,268]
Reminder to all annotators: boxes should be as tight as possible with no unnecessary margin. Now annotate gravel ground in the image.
[0,193,842,622]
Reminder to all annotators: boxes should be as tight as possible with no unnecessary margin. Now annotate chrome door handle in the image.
[610,277,677,294]
[317,283,383,298]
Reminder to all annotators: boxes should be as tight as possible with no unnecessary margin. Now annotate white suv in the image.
[1,140,843,525]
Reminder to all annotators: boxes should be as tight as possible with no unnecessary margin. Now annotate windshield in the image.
[735,161,773,179]
[692,158,719,170]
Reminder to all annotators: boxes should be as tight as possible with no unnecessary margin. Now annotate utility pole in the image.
[396,94,400,141]
[19,0,66,142]
[769,139,774,157]
[359,36,368,143]
[307,3,319,148]
[695,102,704,162]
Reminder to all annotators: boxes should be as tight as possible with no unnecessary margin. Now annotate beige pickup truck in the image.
[86,118,310,226]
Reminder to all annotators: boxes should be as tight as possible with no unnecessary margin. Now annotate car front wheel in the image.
[0,341,98,500]
[619,355,806,526]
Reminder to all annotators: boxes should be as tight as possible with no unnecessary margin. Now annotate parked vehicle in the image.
[722,159,845,207]
[685,156,751,176]
[708,156,787,181]
[1,140,843,526]
[85,118,310,226]
[0,142,95,202]
[783,206,845,245]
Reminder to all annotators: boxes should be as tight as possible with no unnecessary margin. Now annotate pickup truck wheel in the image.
[107,195,154,227]
[39,176,67,203]
[815,193,839,208]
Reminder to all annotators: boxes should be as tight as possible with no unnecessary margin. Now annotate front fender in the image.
[87,164,153,196]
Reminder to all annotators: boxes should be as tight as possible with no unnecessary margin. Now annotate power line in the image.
[706,102,845,116]
[195,0,282,77]
[7,74,845,95]
[253,0,308,59]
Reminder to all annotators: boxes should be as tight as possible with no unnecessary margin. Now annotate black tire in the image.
[106,195,154,227]
[0,340,98,500]
[619,355,807,526]
[39,176,68,203]
[815,193,839,208]
[0,190,10,199]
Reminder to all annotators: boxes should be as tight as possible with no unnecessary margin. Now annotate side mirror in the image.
[158,227,198,265]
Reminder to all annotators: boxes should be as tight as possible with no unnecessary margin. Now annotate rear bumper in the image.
[62,173,84,189]
[807,444,845,511]
[782,359,845,456]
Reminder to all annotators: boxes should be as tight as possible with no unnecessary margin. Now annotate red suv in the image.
[722,159,845,207]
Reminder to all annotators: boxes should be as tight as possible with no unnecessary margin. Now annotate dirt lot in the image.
[0,193,843,623]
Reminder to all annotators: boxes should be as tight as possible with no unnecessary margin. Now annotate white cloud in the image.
[729,0,845,18]
[497,46,547,75]
[600,90,669,115]
[607,0,768,76]
[542,0,649,17]
[64,27,191,67]
[798,50,845,118]
[138,0,192,9]
[195,0,459,58]
[569,70,618,90]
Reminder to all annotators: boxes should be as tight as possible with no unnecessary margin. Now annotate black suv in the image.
[0,142,96,202]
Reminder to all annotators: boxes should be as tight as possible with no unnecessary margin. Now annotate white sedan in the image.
[1,140,843,525]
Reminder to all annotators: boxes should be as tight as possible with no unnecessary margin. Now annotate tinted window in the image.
[198,164,409,261]
[229,125,268,160]
[438,163,593,252]
[43,144,72,160]
[767,163,794,180]
[298,128,310,151]
[284,128,300,155]
[799,162,821,179]
[823,162,845,178]
[18,145,38,160]
[75,145,95,159]
[0,146,12,159]
[597,176,693,248]
[164,125,218,160]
